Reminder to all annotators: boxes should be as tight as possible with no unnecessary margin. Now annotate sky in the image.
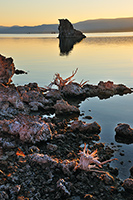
[1,0,133,26]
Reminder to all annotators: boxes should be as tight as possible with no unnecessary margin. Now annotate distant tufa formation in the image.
[58,19,86,39]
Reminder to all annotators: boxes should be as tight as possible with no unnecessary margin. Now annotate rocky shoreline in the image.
[0,54,133,200]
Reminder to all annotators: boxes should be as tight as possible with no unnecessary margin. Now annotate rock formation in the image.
[0,54,15,85]
[53,99,80,115]
[0,114,53,143]
[58,19,86,39]
[115,123,133,143]
[71,120,101,134]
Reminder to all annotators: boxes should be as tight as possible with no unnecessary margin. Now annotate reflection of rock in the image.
[130,166,133,177]
[58,19,86,39]
[0,54,15,85]
[59,37,84,56]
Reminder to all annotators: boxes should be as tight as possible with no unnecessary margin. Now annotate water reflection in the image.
[84,36,133,46]
[0,33,133,180]
[115,135,133,144]
[59,37,84,56]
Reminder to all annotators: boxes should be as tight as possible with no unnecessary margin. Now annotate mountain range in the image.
[0,17,133,34]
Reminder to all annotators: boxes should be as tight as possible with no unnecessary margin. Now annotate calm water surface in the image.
[0,33,133,180]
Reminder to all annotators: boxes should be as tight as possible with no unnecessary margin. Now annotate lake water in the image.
[0,33,133,180]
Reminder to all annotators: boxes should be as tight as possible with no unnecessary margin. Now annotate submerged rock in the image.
[58,19,86,39]
[0,114,53,143]
[0,54,15,85]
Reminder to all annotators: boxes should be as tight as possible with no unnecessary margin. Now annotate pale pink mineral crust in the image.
[0,54,15,85]
[0,114,53,143]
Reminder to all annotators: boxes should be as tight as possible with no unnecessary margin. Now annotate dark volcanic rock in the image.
[82,81,132,99]
[62,82,82,96]
[0,114,53,143]
[53,99,80,115]
[0,83,27,118]
[15,69,27,75]
[17,83,50,111]
[122,178,133,192]
[61,81,132,100]
[58,19,86,39]
[115,123,133,141]
[0,54,15,85]
[71,120,101,134]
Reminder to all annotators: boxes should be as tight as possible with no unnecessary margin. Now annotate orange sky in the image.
[1,0,133,26]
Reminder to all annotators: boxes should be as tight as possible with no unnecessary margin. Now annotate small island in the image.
[58,19,86,39]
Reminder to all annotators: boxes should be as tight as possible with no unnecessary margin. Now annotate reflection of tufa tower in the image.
[58,19,86,38]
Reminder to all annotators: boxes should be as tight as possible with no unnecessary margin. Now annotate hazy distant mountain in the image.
[74,17,133,32]
[0,24,58,34]
[0,17,133,34]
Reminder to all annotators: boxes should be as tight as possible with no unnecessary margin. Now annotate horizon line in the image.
[1,16,133,27]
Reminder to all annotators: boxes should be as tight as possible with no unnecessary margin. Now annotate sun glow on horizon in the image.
[0,0,133,26]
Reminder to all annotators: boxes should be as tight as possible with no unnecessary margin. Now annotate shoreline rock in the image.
[0,54,15,85]
[0,54,133,199]
[0,114,53,143]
